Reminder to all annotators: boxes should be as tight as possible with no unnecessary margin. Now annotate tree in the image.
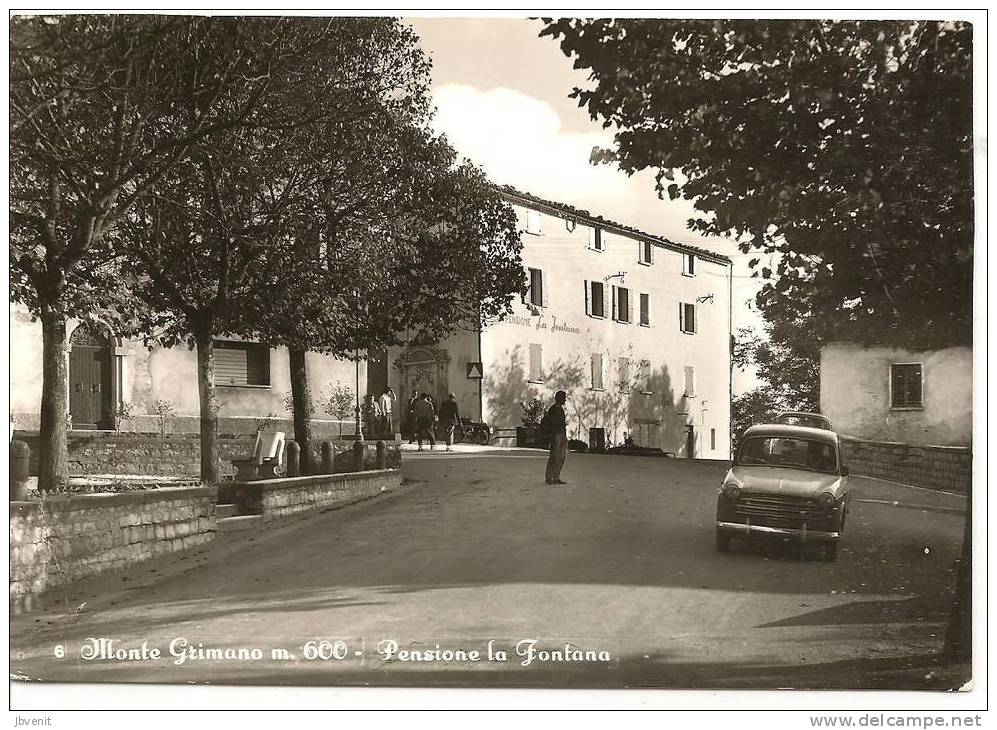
[541,19,973,349]
[253,135,525,465]
[10,15,285,489]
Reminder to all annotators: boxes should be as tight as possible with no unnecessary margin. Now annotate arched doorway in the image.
[396,347,450,420]
[69,324,113,430]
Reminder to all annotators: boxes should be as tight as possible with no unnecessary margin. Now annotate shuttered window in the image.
[679,302,697,334]
[529,343,544,382]
[526,209,542,235]
[639,240,653,265]
[639,360,652,392]
[613,286,632,323]
[589,226,603,251]
[585,280,606,317]
[527,268,546,307]
[683,253,696,276]
[591,353,604,390]
[214,341,270,387]
[890,363,923,408]
[639,293,651,326]
[618,357,632,393]
[684,365,696,396]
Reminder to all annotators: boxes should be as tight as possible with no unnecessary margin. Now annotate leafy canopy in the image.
[541,19,973,348]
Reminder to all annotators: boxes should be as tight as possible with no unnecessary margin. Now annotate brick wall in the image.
[14,432,400,479]
[840,437,971,493]
[10,485,217,598]
[217,469,401,523]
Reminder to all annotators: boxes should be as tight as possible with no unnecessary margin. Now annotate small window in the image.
[588,226,603,251]
[612,285,632,323]
[590,353,604,390]
[214,341,270,387]
[527,267,546,308]
[584,280,606,318]
[639,293,651,326]
[682,252,696,276]
[684,365,696,396]
[526,209,542,235]
[617,357,632,393]
[711,428,717,451]
[639,360,652,393]
[639,240,653,265]
[891,363,923,408]
[529,343,544,382]
[679,302,697,334]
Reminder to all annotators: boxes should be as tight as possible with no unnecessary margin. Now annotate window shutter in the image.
[690,304,697,333]
[679,303,685,331]
[541,270,549,308]
[529,343,543,381]
[611,285,618,320]
[625,288,633,323]
[649,243,654,264]
[584,280,591,315]
[589,227,597,248]
[684,366,696,396]
[602,284,609,319]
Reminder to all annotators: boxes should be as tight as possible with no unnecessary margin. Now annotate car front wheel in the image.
[716,529,732,553]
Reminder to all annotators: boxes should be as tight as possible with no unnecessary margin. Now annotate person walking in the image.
[542,390,569,484]
[438,393,461,452]
[406,392,420,444]
[413,393,436,451]
[378,386,396,439]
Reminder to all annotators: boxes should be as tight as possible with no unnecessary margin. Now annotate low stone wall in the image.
[218,469,401,523]
[840,437,971,493]
[13,432,401,479]
[10,485,217,598]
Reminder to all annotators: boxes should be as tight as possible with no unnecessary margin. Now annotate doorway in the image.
[69,324,113,430]
[685,425,696,459]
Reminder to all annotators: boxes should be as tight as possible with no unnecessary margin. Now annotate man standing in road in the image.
[438,393,461,452]
[543,390,569,484]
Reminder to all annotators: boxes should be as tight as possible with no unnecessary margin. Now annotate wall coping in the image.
[229,468,400,493]
[10,485,218,515]
[839,435,971,453]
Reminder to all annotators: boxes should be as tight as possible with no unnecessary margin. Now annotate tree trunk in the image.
[38,306,69,492]
[288,346,314,475]
[194,330,220,484]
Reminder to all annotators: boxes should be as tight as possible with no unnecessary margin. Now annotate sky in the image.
[406,17,764,390]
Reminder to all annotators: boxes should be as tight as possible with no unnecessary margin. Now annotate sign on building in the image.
[466,362,483,380]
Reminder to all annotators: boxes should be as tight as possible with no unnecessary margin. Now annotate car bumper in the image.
[715,520,840,542]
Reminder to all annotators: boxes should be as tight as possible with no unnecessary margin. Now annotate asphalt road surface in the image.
[10,449,969,690]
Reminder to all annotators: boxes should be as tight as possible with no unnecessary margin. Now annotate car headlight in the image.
[817,492,837,509]
[722,483,741,500]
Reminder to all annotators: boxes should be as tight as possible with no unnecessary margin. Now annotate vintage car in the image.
[773,411,833,431]
[716,424,851,560]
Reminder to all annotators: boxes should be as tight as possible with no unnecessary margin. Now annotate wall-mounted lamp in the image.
[696,294,715,304]
[604,271,627,284]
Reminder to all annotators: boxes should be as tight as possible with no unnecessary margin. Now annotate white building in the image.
[380,187,734,458]
[820,341,972,447]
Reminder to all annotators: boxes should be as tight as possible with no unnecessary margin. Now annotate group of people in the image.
[360,387,397,440]
[405,391,461,451]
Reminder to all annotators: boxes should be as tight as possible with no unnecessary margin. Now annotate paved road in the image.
[10,450,969,689]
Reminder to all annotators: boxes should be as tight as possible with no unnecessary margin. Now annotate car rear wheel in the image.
[716,530,732,553]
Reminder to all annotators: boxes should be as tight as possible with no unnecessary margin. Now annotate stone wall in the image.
[217,469,401,523]
[14,432,401,479]
[10,485,217,598]
[840,437,971,493]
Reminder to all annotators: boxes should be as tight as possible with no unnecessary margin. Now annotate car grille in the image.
[733,494,828,529]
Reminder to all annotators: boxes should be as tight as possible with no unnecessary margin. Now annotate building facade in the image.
[819,341,972,447]
[381,188,734,458]
[9,306,364,437]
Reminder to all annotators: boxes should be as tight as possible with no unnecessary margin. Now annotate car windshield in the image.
[778,415,829,429]
[736,437,839,474]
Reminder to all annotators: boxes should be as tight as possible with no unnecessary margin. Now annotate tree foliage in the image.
[541,18,974,348]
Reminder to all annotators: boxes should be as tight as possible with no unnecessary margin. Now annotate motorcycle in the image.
[434,417,491,445]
